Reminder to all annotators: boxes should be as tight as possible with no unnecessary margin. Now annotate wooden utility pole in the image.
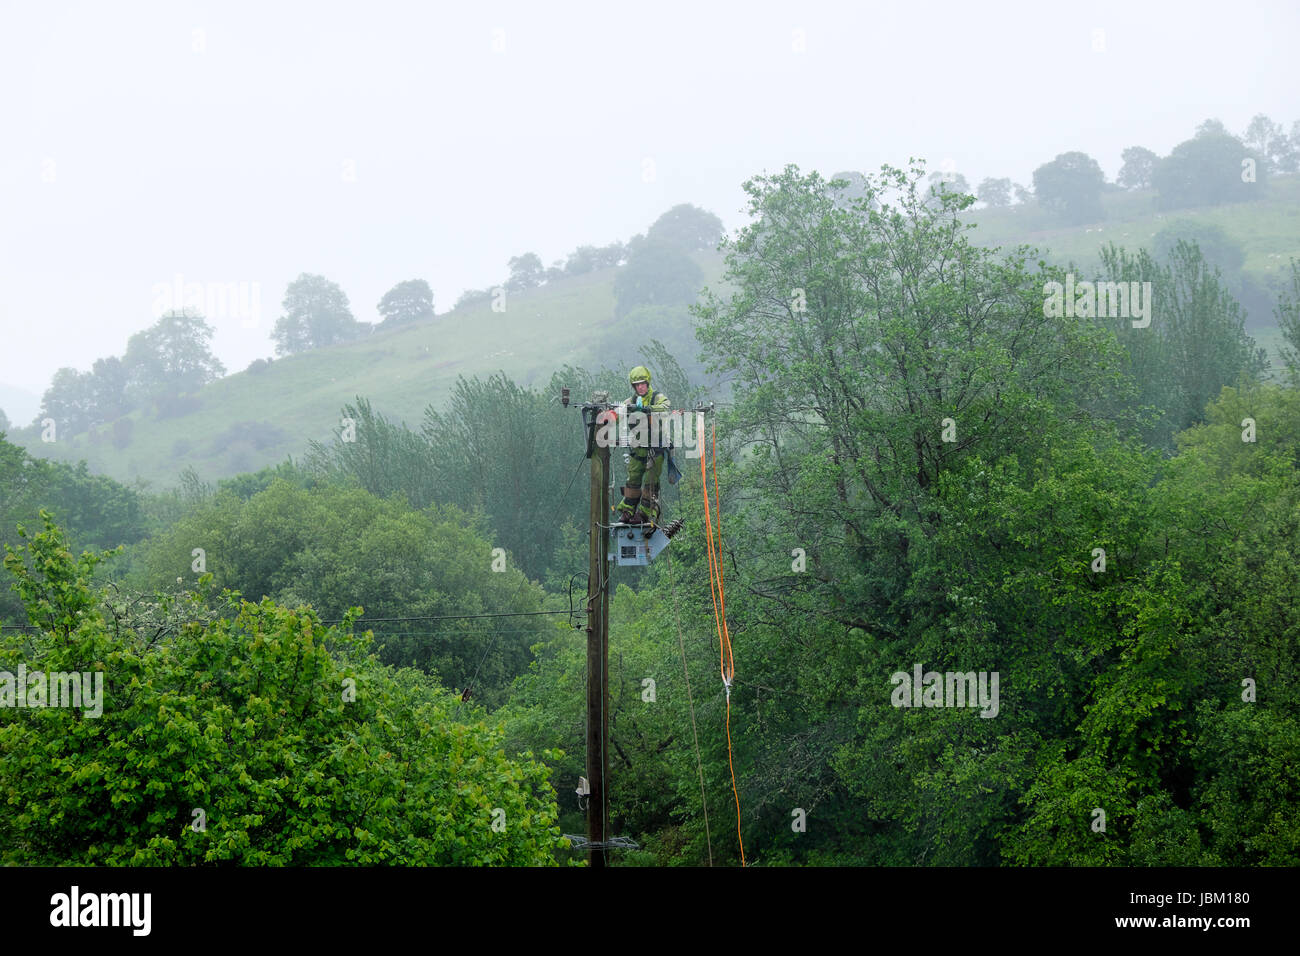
[585,405,611,868]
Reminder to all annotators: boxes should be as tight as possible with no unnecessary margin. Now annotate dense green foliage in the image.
[0,435,145,625]
[130,479,550,707]
[0,514,567,865]
[497,163,1297,866]
[6,155,1300,867]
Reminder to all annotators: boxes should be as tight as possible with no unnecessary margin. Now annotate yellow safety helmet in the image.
[629,366,651,387]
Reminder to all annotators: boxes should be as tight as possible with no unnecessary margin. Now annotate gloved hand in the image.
[596,409,618,425]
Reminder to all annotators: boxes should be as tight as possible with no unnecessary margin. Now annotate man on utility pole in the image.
[597,365,670,526]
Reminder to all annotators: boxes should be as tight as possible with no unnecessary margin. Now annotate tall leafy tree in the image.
[1032,151,1106,224]
[88,356,130,422]
[594,240,626,268]
[1117,146,1159,190]
[123,309,225,401]
[38,368,96,434]
[420,372,579,582]
[1196,117,1228,137]
[507,253,544,291]
[305,397,437,508]
[1095,241,1267,450]
[614,239,704,319]
[272,274,363,355]
[564,245,600,276]
[646,204,724,252]
[376,279,434,328]
[1153,131,1262,210]
[695,159,1128,647]
[976,177,1012,207]
[1242,113,1287,171]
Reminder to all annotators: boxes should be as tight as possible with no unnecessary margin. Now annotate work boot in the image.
[637,483,660,526]
[616,486,641,523]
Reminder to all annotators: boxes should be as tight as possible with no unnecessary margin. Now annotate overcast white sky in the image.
[1,0,1298,412]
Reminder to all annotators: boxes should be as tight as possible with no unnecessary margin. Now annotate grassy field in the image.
[15,177,1300,489]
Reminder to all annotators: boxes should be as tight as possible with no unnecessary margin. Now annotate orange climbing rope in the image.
[700,422,745,866]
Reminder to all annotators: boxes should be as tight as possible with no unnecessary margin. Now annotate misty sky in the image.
[1,0,1297,412]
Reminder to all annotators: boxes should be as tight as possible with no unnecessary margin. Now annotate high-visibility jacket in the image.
[623,389,670,456]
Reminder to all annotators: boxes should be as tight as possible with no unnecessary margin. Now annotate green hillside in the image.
[965,175,1300,300]
[15,176,1300,489]
[15,253,727,488]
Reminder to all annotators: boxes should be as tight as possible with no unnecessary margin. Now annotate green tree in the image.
[925,170,971,207]
[686,163,1131,863]
[454,287,494,310]
[507,253,544,291]
[1242,113,1291,172]
[272,274,364,355]
[1095,241,1267,450]
[420,373,580,583]
[88,356,130,422]
[123,309,225,402]
[646,204,724,252]
[595,241,626,267]
[39,357,135,436]
[306,397,438,507]
[1032,151,1106,224]
[976,177,1012,207]
[614,240,704,319]
[377,279,434,328]
[1152,131,1262,210]
[564,245,599,276]
[1117,146,1159,190]
[38,368,96,435]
